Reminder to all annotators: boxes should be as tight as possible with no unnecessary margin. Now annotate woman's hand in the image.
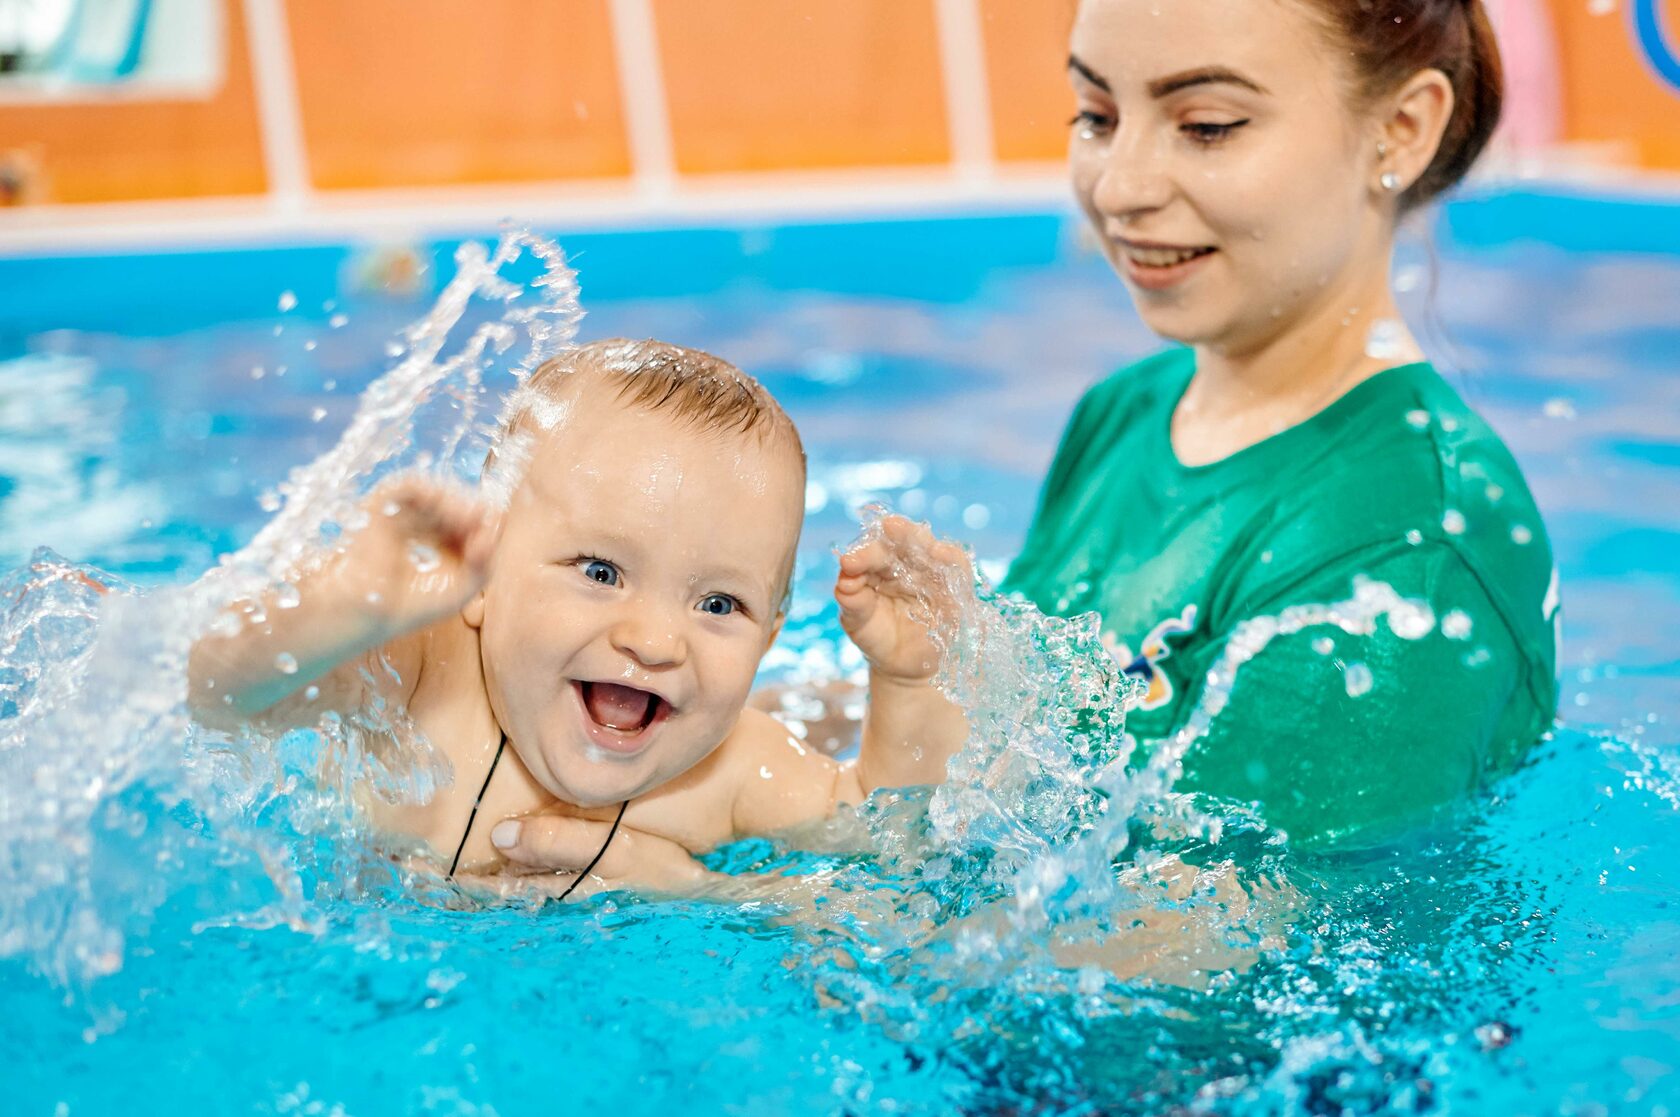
[466,813,718,901]
[835,514,973,685]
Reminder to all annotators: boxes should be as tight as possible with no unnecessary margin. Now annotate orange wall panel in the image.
[1547,0,1680,169]
[286,0,630,190]
[0,0,265,204]
[654,0,949,175]
[978,0,1075,164]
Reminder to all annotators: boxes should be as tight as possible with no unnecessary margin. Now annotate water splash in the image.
[0,229,582,985]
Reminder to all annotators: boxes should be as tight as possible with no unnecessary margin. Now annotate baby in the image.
[189,338,963,891]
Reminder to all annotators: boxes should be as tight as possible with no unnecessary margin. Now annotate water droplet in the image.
[1542,397,1577,421]
[274,583,302,610]
[272,324,284,337]
[323,379,337,392]
[1405,529,1424,546]
[1442,509,1467,535]
[1442,609,1472,640]
[1259,550,1273,564]
[1485,483,1504,504]
[310,407,327,423]
[962,503,991,530]
[1511,524,1533,546]
[1365,317,1407,360]
[1386,600,1436,641]
[408,542,441,573]
[1344,662,1373,697]
[1312,636,1335,655]
[385,341,405,358]
[1587,0,1617,15]
[1394,263,1426,293]
[381,499,402,517]
[1404,409,1430,430]
[304,685,321,701]
[1463,646,1492,668]
[258,491,282,512]
[250,365,266,380]
[303,339,317,352]
[329,313,349,329]
[759,765,774,780]
[277,290,297,312]
[274,652,299,675]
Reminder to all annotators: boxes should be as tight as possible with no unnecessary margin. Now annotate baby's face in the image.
[468,388,803,807]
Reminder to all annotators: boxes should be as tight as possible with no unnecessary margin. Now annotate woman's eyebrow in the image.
[1067,54,1110,92]
[1146,66,1267,98]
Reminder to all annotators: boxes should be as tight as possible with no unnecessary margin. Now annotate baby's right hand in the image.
[336,476,502,639]
[835,515,973,685]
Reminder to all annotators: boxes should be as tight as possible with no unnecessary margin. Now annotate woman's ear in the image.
[462,590,486,629]
[1376,68,1455,195]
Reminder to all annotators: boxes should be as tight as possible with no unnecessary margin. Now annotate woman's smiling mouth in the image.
[1116,239,1217,291]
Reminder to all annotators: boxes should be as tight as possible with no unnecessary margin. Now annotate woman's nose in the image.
[608,602,688,668]
[1089,126,1173,222]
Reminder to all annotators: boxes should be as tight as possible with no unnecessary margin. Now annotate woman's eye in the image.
[697,594,739,617]
[581,559,620,586]
[1069,109,1114,136]
[1182,119,1248,145]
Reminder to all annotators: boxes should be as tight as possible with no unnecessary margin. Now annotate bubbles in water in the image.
[1343,662,1373,697]
[1312,636,1335,656]
[277,291,297,312]
[329,313,349,329]
[310,407,328,423]
[1543,397,1578,421]
[1404,409,1430,431]
[1511,524,1533,546]
[1441,609,1472,640]
[274,582,302,610]
[1442,509,1467,535]
[259,490,282,513]
[1587,0,1617,14]
[274,653,299,675]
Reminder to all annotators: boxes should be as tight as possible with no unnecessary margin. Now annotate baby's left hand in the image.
[835,515,973,686]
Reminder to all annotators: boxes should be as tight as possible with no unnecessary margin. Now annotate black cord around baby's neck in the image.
[448,734,507,878]
[448,734,630,898]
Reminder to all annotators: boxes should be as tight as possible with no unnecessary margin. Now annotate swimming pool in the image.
[1,191,1677,1114]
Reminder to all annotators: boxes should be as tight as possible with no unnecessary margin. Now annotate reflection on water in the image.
[0,220,1676,1114]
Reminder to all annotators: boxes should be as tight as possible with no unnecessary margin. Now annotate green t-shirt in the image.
[1001,348,1560,850]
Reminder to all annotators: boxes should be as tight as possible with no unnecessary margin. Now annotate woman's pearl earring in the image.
[1380,172,1402,192]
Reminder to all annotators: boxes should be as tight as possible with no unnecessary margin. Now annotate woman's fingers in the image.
[490,815,712,893]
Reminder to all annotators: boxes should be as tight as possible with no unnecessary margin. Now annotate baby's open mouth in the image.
[579,681,664,733]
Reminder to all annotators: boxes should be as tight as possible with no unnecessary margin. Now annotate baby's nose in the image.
[609,608,687,667]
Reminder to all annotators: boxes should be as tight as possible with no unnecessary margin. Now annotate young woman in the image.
[995,0,1558,849]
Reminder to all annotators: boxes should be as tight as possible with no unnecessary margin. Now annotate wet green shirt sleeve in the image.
[1176,542,1534,850]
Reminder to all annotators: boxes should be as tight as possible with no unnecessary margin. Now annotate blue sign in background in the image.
[1636,0,1680,93]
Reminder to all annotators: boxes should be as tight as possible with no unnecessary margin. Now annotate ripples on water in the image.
[0,220,1676,1115]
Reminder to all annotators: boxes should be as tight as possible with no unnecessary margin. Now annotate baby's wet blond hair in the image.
[483,338,807,605]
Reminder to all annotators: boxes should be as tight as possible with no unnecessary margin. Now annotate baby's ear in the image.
[461,589,487,629]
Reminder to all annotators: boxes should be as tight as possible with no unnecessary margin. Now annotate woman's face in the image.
[1068,0,1387,354]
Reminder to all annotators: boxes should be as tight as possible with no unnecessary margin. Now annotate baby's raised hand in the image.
[337,475,502,639]
[835,515,973,685]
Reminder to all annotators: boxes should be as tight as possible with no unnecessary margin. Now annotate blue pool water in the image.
[0,192,1677,1115]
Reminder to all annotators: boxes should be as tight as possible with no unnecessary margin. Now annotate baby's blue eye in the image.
[582,560,620,586]
[698,594,738,617]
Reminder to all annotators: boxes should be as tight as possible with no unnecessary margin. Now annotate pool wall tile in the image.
[286,0,633,190]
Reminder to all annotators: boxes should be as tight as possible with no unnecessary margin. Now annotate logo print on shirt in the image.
[1103,604,1199,711]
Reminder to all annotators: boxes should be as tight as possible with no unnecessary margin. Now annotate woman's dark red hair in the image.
[1297,0,1504,211]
